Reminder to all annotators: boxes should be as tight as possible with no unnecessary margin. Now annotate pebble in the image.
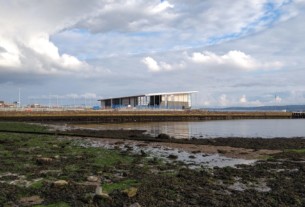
[54,155,60,159]
[87,176,99,182]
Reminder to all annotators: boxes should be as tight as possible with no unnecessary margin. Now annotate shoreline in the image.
[0,110,293,123]
[1,122,305,206]
[72,137,280,160]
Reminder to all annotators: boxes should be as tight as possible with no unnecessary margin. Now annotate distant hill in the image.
[201,105,305,112]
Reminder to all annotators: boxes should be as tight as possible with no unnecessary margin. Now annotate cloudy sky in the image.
[1,0,305,107]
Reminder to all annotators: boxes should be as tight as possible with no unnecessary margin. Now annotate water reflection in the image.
[74,119,305,139]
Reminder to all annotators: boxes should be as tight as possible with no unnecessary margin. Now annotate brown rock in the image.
[36,157,53,165]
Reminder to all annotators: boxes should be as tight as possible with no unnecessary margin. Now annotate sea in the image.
[74,119,305,139]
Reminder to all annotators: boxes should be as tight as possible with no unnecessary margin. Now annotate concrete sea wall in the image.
[0,110,293,123]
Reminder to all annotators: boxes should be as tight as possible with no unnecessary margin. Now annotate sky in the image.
[1,0,305,107]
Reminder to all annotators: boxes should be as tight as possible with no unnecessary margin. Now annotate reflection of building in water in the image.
[147,122,193,139]
[99,91,198,109]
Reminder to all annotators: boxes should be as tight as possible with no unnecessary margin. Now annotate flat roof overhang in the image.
[98,94,145,102]
[98,91,198,102]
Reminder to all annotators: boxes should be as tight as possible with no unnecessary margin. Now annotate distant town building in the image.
[98,91,198,109]
[29,103,42,108]
[0,101,17,108]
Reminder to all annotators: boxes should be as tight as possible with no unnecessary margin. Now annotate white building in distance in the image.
[98,91,198,109]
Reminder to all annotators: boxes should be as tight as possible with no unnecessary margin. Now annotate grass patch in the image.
[34,202,70,207]
[0,124,138,205]
[259,155,273,160]
[0,122,48,132]
[93,149,134,167]
[30,179,44,189]
[287,148,305,153]
[0,130,135,177]
[102,179,139,193]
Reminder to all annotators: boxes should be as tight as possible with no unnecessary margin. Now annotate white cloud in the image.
[275,95,282,103]
[189,50,283,70]
[0,38,21,68]
[142,50,282,72]
[142,57,160,72]
[240,95,247,104]
[151,1,174,13]
[0,0,101,76]
[76,0,176,33]
[27,33,88,73]
[219,94,229,106]
[142,56,185,72]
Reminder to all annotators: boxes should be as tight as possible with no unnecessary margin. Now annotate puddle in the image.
[228,180,271,192]
[78,138,256,168]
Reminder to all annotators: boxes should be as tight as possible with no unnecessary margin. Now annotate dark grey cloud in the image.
[0,46,6,53]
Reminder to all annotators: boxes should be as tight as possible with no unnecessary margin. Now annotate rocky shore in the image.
[1,122,305,206]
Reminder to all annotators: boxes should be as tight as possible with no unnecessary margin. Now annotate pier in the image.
[292,112,305,119]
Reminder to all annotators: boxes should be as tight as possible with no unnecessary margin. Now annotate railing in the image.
[292,112,305,118]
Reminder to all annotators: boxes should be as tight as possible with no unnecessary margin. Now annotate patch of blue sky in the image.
[126,31,162,37]
[260,2,282,26]
[206,0,292,47]
[206,33,241,46]
[70,28,90,34]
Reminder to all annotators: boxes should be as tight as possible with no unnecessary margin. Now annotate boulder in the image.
[157,133,170,139]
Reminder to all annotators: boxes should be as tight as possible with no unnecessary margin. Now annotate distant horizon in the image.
[1,97,305,110]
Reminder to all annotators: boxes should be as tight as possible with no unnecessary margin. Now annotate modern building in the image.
[98,91,198,109]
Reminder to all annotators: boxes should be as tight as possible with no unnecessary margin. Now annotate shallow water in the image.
[74,119,305,139]
[80,138,255,168]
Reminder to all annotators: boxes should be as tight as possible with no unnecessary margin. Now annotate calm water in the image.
[75,119,305,139]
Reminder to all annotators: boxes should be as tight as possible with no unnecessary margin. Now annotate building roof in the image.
[145,91,198,96]
[98,91,198,101]
[98,94,145,101]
